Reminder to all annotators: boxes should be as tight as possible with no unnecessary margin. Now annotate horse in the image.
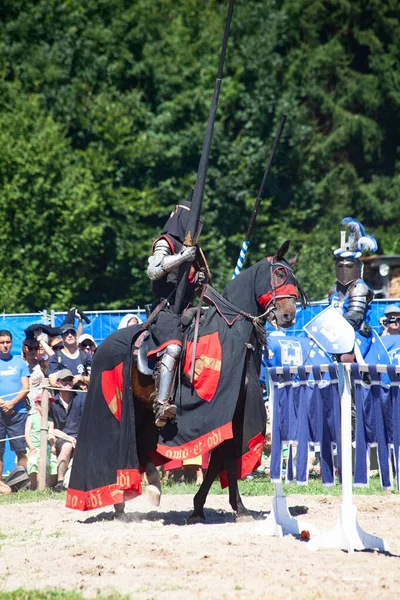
[120,241,308,522]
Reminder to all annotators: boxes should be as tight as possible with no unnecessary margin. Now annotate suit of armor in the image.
[146,201,206,427]
[329,259,374,358]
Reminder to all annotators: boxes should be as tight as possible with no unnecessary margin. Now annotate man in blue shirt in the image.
[0,330,30,478]
[48,324,91,391]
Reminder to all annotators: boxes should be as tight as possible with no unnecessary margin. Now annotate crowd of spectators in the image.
[1,299,400,492]
[0,309,141,493]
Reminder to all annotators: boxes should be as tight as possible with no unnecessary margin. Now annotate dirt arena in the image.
[0,492,399,599]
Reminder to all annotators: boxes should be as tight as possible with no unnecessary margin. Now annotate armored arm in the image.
[147,239,196,281]
[344,281,373,330]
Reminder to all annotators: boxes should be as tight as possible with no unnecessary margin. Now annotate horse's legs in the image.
[144,461,162,506]
[188,449,222,523]
[224,458,251,520]
[114,502,126,520]
[221,441,252,521]
[137,445,162,507]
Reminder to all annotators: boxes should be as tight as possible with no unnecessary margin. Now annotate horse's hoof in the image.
[114,511,130,522]
[145,484,161,507]
[187,513,206,525]
[235,512,254,523]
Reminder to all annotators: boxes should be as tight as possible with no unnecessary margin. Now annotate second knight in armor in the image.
[147,200,208,427]
[329,217,377,360]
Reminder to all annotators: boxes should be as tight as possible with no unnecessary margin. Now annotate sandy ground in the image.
[0,491,399,599]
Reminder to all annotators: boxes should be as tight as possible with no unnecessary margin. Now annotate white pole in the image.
[38,388,49,491]
[341,364,352,507]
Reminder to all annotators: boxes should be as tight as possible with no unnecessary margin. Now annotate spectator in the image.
[78,333,97,357]
[50,369,85,492]
[48,324,91,390]
[62,307,85,340]
[118,314,140,329]
[25,391,57,490]
[380,305,400,365]
[22,337,48,406]
[48,336,64,352]
[0,330,30,479]
[24,324,61,358]
[380,305,400,336]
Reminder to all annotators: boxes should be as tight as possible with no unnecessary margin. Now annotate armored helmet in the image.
[334,218,377,286]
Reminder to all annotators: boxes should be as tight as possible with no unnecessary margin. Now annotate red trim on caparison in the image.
[218,432,265,488]
[157,421,233,461]
[147,339,182,359]
[66,469,142,512]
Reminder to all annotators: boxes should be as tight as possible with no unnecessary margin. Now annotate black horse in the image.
[67,242,307,522]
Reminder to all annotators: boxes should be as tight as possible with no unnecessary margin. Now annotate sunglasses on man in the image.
[51,343,64,351]
[62,330,76,337]
[80,341,94,349]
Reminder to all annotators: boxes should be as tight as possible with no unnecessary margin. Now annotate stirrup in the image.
[154,402,177,428]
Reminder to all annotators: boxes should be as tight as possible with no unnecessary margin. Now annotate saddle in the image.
[134,306,199,376]
[134,332,156,376]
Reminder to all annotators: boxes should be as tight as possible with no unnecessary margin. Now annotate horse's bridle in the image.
[261,259,309,326]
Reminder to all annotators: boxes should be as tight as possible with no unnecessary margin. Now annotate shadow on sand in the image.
[78,504,310,526]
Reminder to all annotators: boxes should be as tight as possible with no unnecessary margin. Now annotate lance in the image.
[173,0,235,314]
[232,113,287,278]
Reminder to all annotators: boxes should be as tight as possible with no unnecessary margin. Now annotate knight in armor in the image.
[329,217,377,360]
[147,200,208,427]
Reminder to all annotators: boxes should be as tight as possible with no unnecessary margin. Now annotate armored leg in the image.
[153,344,181,428]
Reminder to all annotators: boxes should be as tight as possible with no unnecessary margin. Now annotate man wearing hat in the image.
[380,305,400,365]
[50,368,85,492]
[78,333,97,357]
[48,324,91,390]
[380,305,400,336]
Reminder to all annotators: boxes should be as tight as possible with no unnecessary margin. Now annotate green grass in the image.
[162,473,392,497]
[0,592,129,600]
[0,474,393,506]
[0,487,62,505]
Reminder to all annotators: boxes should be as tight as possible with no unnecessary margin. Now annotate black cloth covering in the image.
[157,272,269,485]
[66,325,144,511]
[67,258,290,510]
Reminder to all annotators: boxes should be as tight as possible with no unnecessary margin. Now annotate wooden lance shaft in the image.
[173,0,235,314]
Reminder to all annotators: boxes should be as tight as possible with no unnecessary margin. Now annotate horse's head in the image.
[260,241,308,329]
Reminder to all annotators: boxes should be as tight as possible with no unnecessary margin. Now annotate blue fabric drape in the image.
[352,364,398,490]
[270,365,341,485]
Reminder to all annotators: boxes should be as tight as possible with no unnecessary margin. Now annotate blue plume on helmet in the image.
[334,217,377,259]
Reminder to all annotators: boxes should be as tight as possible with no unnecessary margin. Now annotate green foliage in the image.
[0,0,398,309]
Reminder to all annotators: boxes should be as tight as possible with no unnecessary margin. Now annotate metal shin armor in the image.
[335,257,361,286]
[154,344,181,405]
[153,344,181,427]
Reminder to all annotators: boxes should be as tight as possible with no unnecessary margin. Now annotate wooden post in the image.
[38,388,49,491]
